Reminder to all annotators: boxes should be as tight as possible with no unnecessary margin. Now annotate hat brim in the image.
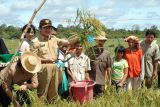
[68,36,80,46]
[94,38,107,40]
[42,24,53,28]
[21,52,42,74]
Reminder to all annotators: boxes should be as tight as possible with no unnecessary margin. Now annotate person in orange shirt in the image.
[124,35,143,90]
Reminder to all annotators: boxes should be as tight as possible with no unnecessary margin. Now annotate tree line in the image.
[0,23,159,39]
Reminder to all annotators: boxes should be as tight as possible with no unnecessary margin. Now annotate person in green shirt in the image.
[112,46,128,91]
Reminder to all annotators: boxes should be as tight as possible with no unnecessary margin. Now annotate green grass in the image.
[10,83,160,107]
[3,39,20,53]
[2,38,160,107]
[3,38,160,56]
[3,38,126,56]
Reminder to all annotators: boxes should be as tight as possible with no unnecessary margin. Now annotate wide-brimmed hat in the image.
[124,35,139,43]
[95,31,107,40]
[21,52,42,74]
[68,35,81,46]
[39,19,54,28]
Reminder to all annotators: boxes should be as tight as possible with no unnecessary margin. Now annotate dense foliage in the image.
[0,23,160,39]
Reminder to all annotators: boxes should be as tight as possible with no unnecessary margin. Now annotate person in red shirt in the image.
[124,35,143,90]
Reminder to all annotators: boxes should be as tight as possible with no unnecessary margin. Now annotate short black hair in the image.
[22,24,36,34]
[52,26,57,31]
[114,46,125,53]
[145,29,156,37]
[17,59,22,67]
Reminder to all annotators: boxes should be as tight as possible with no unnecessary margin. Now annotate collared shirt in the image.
[65,53,91,82]
[30,35,66,61]
[86,46,113,85]
[58,49,65,61]
[140,40,160,77]
[0,62,38,91]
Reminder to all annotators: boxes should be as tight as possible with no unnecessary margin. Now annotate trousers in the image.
[37,64,62,102]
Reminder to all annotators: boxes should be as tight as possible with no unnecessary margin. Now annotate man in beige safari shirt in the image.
[30,19,68,102]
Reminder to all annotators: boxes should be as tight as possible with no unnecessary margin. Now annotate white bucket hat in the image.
[95,31,107,40]
[21,52,42,74]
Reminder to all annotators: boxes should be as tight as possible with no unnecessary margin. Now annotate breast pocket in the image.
[79,64,86,74]
[39,43,47,55]
[145,52,154,61]
[68,59,75,71]
[97,58,107,68]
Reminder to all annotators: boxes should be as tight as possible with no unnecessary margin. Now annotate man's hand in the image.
[13,98,21,107]
[153,71,158,79]
[72,76,78,82]
[117,82,123,87]
[85,72,91,81]
[19,85,27,92]
[42,58,56,63]
[85,77,91,81]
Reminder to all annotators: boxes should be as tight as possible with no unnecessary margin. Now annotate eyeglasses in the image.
[42,26,52,29]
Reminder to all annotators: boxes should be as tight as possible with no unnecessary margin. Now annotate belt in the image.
[41,62,56,64]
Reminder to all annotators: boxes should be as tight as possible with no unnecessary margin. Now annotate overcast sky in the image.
[0,0,160,29]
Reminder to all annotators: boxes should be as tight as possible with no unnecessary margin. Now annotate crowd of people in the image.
[0,18,160,107]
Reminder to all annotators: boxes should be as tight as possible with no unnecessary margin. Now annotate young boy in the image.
[65,41,91,82]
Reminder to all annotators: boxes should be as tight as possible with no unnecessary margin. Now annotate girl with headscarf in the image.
[124,35,143,90]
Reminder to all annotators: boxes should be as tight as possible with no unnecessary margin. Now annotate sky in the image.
[0,0,160,30]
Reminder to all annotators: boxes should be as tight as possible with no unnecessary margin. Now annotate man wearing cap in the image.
[0,52,40,107]
[86,31,112,95]
[30,19,68,102]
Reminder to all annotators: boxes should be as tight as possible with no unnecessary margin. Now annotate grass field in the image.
[11,83,160,107]
[4,38,160,56]
[2,38,160,107]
